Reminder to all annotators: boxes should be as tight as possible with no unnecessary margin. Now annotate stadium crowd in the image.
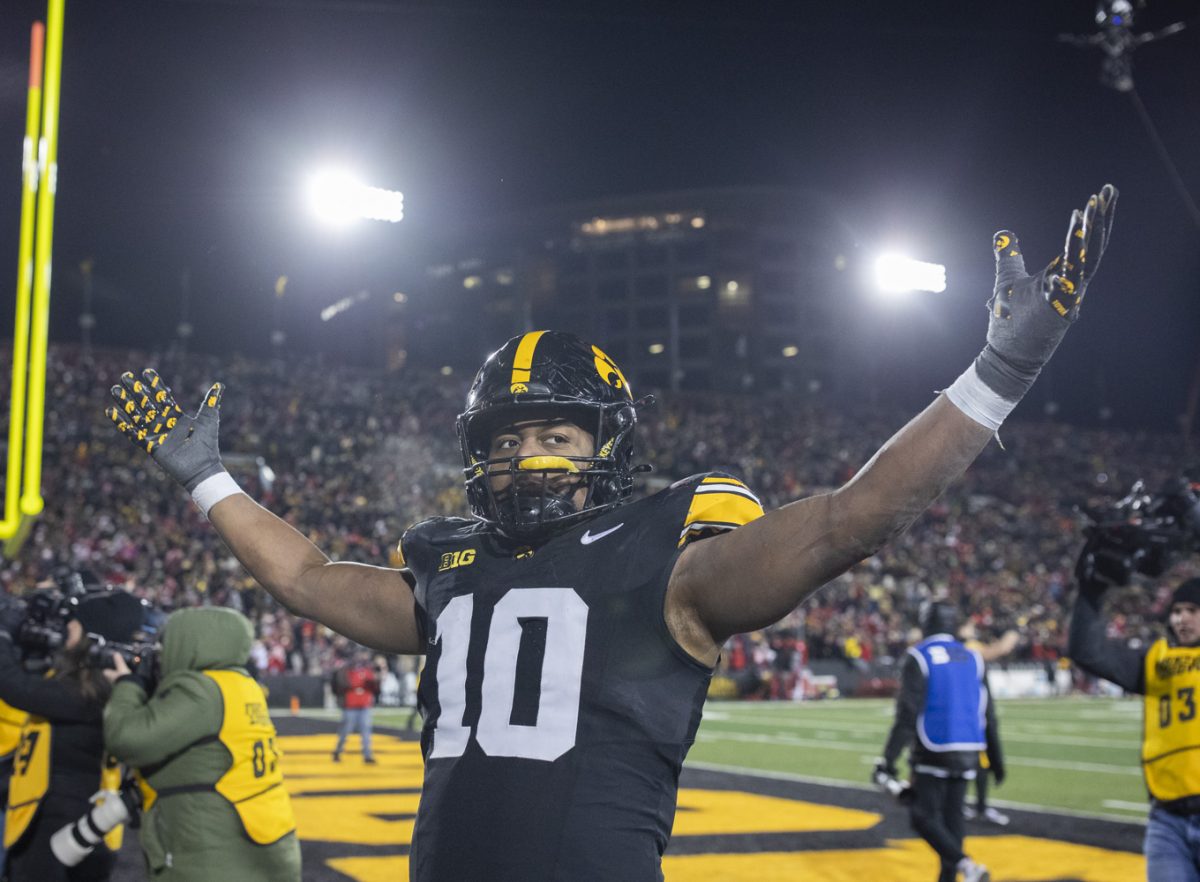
[1,344,1194,686]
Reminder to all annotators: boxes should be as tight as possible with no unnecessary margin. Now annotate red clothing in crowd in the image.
[340,665,379,709]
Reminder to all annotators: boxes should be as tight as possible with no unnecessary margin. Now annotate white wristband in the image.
[943,363,1016,432]
[191,471,244,518]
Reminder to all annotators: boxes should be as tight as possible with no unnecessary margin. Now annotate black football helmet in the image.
[457,330,648,540]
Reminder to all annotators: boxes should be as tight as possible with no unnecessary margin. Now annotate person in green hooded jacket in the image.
[102,607,301,881]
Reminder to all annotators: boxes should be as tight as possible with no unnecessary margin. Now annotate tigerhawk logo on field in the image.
[438,549,477,572]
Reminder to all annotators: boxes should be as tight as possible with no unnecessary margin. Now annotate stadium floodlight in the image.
[305,167,404,225]
[872,253,947,295]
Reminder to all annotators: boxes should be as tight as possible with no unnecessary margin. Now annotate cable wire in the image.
[1129,84,1200,235]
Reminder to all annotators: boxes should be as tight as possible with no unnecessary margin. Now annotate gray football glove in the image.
[975,183,1118,402]
[106,369,226,492]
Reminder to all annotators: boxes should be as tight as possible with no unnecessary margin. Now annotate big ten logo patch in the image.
[245,701,271,727]
[438,549,477,572]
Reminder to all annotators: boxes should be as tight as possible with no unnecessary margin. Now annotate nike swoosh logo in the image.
[580,523,624,545]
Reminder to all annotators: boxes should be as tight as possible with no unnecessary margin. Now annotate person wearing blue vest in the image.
[878,601,999,882]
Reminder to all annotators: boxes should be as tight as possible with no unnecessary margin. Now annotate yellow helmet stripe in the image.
[510,330,547,392]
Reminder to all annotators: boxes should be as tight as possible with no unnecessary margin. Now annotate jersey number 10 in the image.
[430,587,589,762]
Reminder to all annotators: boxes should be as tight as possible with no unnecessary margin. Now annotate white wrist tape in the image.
[943,363,1017,432]
[191,471,244,518]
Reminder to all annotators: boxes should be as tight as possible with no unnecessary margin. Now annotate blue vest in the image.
[910,636,985,752]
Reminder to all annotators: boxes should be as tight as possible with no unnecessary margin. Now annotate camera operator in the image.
[0,589,147,882]
[103,606,301,881]
[1068,477,1200,881]
[1070,565,1200,879]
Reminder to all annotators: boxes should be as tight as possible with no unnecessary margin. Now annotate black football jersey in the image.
[399,472,764,882]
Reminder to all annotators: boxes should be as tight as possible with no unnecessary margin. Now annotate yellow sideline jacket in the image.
[0,698,26,758]
[4,717,124,850]
[203,668,295,844]
[1143,637,1200,801]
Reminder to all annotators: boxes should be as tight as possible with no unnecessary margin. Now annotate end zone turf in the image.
[110,715,1144,881]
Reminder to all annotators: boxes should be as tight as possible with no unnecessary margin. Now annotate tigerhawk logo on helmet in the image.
[456,330,652,541]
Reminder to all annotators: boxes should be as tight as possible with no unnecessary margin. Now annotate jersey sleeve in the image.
[677,473,764,547]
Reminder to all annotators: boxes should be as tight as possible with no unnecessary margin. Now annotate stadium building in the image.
[390,187,861,394]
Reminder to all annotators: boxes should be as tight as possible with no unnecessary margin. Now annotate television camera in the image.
[2,578,164,678]
[1079,477,1200,586]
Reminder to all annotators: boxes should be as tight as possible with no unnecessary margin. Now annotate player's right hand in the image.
[106,369,226,492]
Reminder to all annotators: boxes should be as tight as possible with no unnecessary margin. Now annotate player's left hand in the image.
[977,184,1118,403]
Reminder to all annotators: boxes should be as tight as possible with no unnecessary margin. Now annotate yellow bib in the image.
[1143,638,1200,801]
[99,752,126,852]
[5,718,50,848]
[3,718,128,850]
[203,670,296,844]
[0,698,27,759]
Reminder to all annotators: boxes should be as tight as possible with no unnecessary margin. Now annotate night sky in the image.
[1,0,1198,429]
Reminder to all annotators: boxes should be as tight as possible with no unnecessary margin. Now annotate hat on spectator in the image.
[74,591,146,643]
[1171,579,1200,611]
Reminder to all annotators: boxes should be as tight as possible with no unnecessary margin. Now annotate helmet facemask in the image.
[459,400,639,541]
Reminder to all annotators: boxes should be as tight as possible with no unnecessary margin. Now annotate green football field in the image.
[365,696,1148,824]
[686,696,1148,823]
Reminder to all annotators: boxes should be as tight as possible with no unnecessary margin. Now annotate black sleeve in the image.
[1067,583,1146,694]
[882,653,926,769]
[0,635,99,723]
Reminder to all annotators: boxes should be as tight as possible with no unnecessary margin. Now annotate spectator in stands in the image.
[331,650,378,764]
[7,313,1197,682]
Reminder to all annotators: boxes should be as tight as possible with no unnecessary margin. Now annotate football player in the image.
[107,185,1116,881]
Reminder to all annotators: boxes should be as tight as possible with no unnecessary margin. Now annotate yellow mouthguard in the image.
[517,456,580,473]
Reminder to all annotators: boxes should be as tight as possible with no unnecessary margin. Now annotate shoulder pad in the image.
[399,517,483,579]
[675,472,764,547]
[402,516,480,547]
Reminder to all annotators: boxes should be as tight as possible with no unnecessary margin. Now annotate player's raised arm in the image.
[106,370,422,654]
[668,185,1118,661]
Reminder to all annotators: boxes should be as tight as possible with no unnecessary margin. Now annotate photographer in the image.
[0,589,147,882]
[1070,562,1200,880]
[0,695,28,873]
[103,606,301,881]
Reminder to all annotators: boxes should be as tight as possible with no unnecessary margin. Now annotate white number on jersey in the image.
[429,587,589,762]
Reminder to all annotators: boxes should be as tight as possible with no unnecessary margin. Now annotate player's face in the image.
[487,418,595,506]
[1170,601,1200,646]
